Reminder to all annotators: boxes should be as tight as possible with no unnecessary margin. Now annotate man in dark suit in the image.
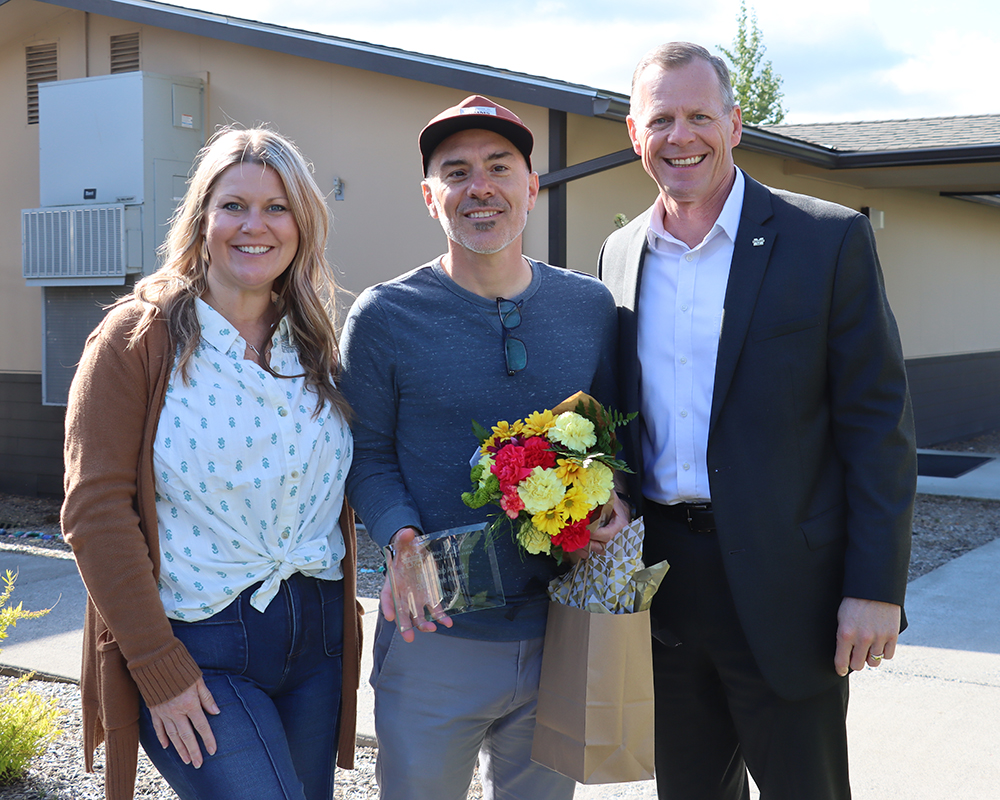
[599,42,916,800]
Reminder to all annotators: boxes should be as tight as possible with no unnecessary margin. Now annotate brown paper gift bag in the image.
[531,601,655,784]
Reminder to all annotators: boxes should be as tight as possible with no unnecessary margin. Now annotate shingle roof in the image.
[758,115,1000,153]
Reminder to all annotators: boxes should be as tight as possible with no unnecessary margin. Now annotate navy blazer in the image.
[599,171,916,700]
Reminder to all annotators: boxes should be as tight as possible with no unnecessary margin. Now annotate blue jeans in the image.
[138,573,344,800]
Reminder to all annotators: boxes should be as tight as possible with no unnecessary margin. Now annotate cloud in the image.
[882,29,1000,118]
[181,0,1000,122]
[768,35,909,122]
[187,0,741,94]
[758,0,1000,120]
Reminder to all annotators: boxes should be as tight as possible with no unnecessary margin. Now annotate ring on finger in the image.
[869,652,883,662]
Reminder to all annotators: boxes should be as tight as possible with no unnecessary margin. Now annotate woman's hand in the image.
[149,677,220,768]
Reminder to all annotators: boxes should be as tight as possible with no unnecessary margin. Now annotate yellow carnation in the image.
[522,409,557,437]
[533,505,569,537]
[556,485,593,522]
[575,462,614,507]
[549,412,597,452]
[517,523,552,555]
[517,466,566,515]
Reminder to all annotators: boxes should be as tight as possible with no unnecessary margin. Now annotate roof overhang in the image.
[23,0,1000,197]
[36,0,629,120]
[940,192,1000,209]
[741,127,1000,171]
[740,128,1000,194]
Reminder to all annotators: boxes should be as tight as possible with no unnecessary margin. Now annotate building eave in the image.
[743,126,1000,170]
[28,0,1000,175]
[37,0,625,119]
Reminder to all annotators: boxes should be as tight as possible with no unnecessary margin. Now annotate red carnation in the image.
[552,518,591,553]
[522,436,557,470]
[492,443,531,490]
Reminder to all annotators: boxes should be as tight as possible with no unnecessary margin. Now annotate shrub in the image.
[0,570,64,786]
[0,674,64,785]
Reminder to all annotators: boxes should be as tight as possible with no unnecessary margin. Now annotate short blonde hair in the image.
[631,42,736,116]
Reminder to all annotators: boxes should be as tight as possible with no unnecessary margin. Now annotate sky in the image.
[181,0,1000,124]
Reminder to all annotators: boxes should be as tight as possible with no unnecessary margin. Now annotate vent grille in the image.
[23,206,127,281]
[44,284,133,405]
[26,43,58,125]
[110,32,140,73]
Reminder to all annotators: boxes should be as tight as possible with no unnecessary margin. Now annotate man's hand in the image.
[568,491,630,560]
[149,677,220,768]
[382,527,453,643]
[834,597,902,676]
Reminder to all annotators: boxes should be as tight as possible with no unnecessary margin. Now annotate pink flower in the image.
[500,487,525,518]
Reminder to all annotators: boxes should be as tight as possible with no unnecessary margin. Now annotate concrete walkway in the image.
[2,447,998,799]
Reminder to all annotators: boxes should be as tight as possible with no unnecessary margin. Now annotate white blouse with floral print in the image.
[153,299,352,621]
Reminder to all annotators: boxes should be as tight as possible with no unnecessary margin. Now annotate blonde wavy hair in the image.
[126,125,350,420]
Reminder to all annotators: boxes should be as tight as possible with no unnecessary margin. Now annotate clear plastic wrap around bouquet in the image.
[461,392,636,563]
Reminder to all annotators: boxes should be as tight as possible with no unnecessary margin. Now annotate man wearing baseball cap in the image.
[340,95,628,799]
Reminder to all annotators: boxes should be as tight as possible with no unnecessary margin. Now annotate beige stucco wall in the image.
[114,15,553,306]
[735,149,1000,360]
[1,3,555,374]
[860,188,1000,358]
[3,0,1000,378]
[1,1,87,373]
[564,115,650,274]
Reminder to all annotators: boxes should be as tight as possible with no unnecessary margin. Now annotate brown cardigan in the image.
[62,301,362,800]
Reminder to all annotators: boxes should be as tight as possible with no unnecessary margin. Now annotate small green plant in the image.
[0,675,64,785]
[613,213,630,229]
[0,570,64,786]
[1,569,50,650]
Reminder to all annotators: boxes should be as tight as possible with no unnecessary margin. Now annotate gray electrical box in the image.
[25,72,204,285]
[22,72,205,404]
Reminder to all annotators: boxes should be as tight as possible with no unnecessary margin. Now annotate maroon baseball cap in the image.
[419,95,534,176]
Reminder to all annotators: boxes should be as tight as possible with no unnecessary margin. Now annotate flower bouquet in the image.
[461,391,635,562]
[460,394,665,785]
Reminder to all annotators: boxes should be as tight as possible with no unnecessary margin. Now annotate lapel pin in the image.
[752,237,765,246]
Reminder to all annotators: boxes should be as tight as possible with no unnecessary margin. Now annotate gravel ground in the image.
[2,427,999,799]
[926,427,1000,453]
[0,678,384,800]
[0,503,447,800]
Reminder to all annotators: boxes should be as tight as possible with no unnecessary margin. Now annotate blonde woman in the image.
[62,127,361,800]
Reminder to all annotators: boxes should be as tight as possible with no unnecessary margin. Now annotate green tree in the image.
[717,0,787,125]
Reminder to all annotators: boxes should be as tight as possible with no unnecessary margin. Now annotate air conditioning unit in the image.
[22,204,141,285]
[22,72,204,404]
